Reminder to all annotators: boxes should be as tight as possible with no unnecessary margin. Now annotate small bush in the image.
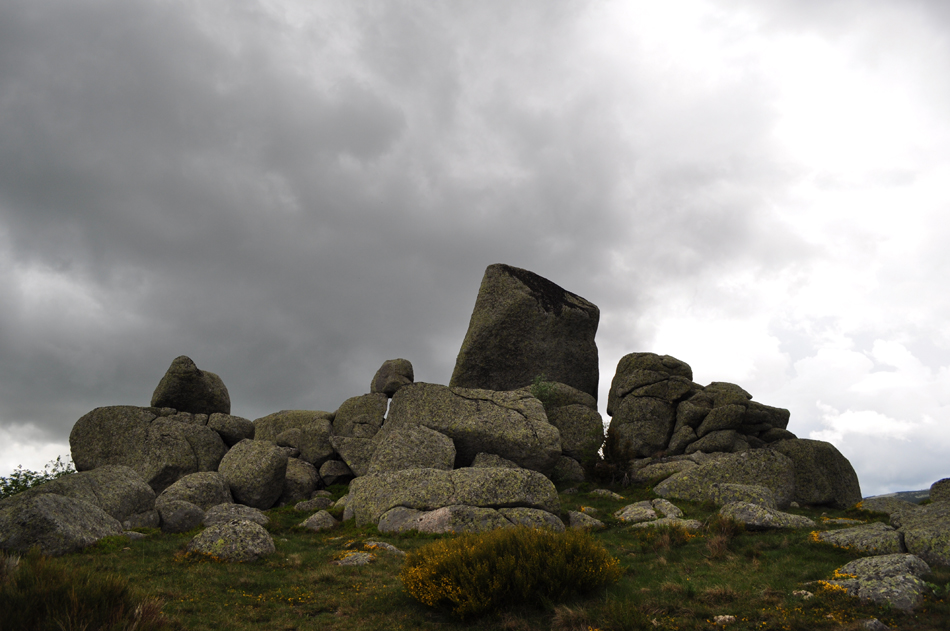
[0,548,173,631]
[0,456,75,500]
[400,526,623,618]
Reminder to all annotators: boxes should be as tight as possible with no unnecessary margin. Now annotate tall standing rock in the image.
[151,356,231,415]
[449,264,600,399]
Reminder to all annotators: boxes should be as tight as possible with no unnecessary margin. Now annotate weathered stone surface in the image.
[608,353,693,416]
[930,478,950,504]
[815,522,906,555]
[332,393,388,438]
[11,465,156,524]
[567,510,605,530]
[828,554,932,612]
[207,413,255,446]
[157,499,205,534]
[203,503,269,527]
[551,456,586,484]
[371,359,414,397]
[719,502,815,530]
[318,460,353,486]
[295,497,333,512]
[615,501,657,524]
[471,453,520,468]
[498,507,565,532]
[685,430,741,454]
[329,436,376,477]
[518,381,597,413]
[631,460,697,485]
[651,498,683,518]
[150,355,230,415]
[547,405,604,463]
[252,410,335,467]
[897,501,950,566]
[654,450,796,509]
[367,426,455,474]
[708,483,777,509]
[449,264,600,399]
[770,439,862,508]
[123,510,160,530]
[384,383,561,473]
[157,471,232,511]
[187,519,275,562]
[696,405,746,438]
[218,439,288,510]
[278,458,320,506]
[347,467,559,526]
[299,510,339,532]
[70,406,228,493]
[0,494,122,556]
[607,396,676,459]
[414,505,514,534]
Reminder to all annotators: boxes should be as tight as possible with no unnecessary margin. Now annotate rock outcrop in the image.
[825,554,932,612]
[770,439,861,508]
[150,356,230,415]
[383,383,561,474]
[450,264,600,399]
[217,439,288,510]
[253,410,335,468]
[70,406,228,493]
[0,493,123,556]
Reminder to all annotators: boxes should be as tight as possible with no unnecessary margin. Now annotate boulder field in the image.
[2,264,945,591]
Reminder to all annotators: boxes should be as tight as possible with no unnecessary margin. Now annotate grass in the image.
[3,482,949,631]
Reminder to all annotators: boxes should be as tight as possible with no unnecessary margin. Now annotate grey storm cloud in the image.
[2,0,947,496]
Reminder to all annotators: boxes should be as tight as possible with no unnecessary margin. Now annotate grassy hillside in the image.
[2,481,949,631]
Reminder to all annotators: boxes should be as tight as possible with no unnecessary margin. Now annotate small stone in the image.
[590,489,624,501]
[333,551,375,566]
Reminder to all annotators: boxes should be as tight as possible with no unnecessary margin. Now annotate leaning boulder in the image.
[186,519,275,563]
[218,439,288,510]
[332,393,388,438]
[70,406,228,493]
[546,404,604,463]
[347,467,560,526]
[449,264,600,399]
[0,494,123,556]
[150,355,230,415]
[384,383,561,473]
[207,413,255,446]
[770,439,861,508]
[371,359,414,397]
[277,458,320,506]
[653,450,796,509]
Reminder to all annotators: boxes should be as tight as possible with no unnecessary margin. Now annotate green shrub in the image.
[0,548,173,631]
[400,526,623,618]
[0,456,75,500]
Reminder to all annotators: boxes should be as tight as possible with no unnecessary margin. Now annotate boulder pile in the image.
[1,263,943,577]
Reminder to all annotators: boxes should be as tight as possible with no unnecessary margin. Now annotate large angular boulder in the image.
[383,383,561,473]
[252,410,335,467]
[157,499,205,534]
[718,502,815,530]
[770,439,861,508]
[371,358,414,397]
[328,437,377,477]
[207,413,255,446]
[815,522,906,555]
[217,439,288,510]
[449,264,600,399]
[0,494,123,556]
[332,393,388,438]
[9,465,156,524]
[347,467,560,526]
[367,426,456,474]
[150,355,230,415]
[653,449,797,509]
[70,406,228,493]
[156,471,232,511]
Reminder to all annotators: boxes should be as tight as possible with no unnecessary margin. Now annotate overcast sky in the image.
[2,0,948,498]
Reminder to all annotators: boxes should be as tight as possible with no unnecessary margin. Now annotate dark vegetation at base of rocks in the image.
[2,483,949,631]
